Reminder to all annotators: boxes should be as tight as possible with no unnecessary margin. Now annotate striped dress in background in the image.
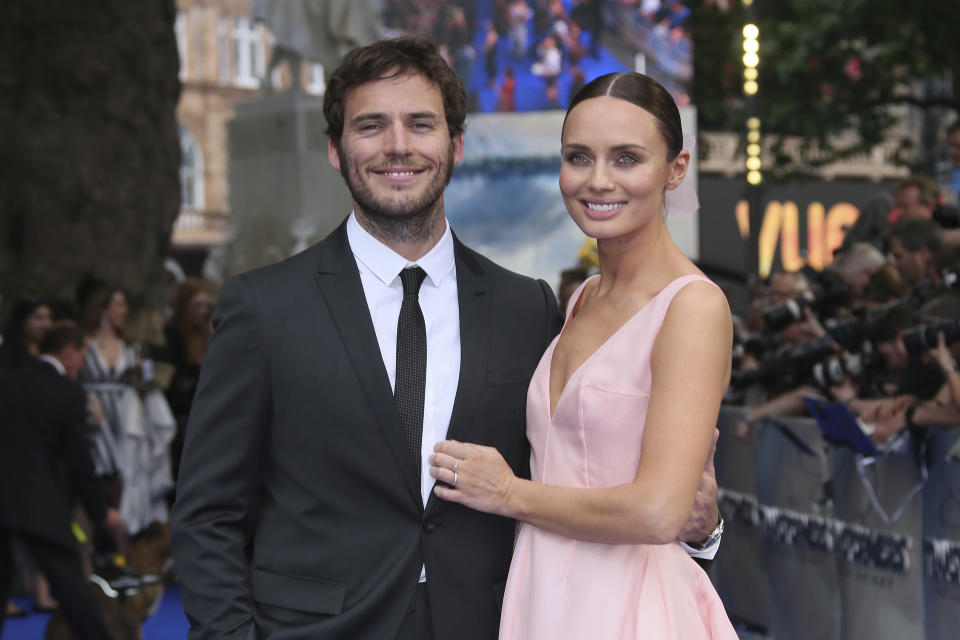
[79,341,176,536]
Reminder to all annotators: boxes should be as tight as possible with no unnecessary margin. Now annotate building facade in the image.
[171,0,323,257]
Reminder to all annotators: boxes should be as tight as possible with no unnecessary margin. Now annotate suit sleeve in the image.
[537,279,563,343]
[63,382,108,529]
[171,275,272,639]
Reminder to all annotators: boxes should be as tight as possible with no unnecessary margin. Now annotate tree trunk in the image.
[0,0,180,317]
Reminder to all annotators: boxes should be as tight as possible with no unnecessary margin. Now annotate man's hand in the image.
[104,508,125,540]
[850,396,913,423]
[871,410,908,443]
[677,428,720,543]
[929,331,956,373]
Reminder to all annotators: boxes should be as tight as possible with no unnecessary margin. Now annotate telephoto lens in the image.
[763,294,813,331]
[902,319,960,354]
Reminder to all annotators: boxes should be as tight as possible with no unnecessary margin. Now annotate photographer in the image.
[888,218,942,289]
[733,267,854,418]
[892,175,960,245]
[832,242,887,299]
[866,293,960,441]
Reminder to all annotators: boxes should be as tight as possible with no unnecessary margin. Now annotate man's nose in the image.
[386,124,412,156]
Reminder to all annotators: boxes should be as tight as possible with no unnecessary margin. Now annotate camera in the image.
[763,278,850,332]
[933,203,960,229]
[811,344,883,389]
[902,318,960,354]
[731,337,837,390]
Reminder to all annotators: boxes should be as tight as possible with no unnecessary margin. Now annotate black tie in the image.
[395,266,427,474]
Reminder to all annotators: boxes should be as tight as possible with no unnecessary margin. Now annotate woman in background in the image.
[0,295,53,371]
[79,287,175,541]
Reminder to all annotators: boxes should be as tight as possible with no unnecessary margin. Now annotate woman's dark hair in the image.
[0,295,50,369]
[323,35,467,145]
[172,278,212,366]
[564,72,682,161]
[80,286,126,339]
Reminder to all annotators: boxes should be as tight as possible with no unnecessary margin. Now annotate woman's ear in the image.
[666,149,691,191]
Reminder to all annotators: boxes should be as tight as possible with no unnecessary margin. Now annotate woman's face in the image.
[103,291,129,331]
[24,305,53,345]
[559,96,688,242]
[187,291,212,327]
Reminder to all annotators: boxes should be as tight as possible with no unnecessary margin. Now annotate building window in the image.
[233,16,265,88]
[179,125,205,211]
[306,63,326,96]
[175,11,187,80]
[217,17,230,84]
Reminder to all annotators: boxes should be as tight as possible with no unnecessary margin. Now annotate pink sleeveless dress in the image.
[498,275,737,640]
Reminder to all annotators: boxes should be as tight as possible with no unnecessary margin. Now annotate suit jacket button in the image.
[422,520,437,533]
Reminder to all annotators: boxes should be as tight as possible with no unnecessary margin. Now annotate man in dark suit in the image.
[0,321,123,639]
[172,36,719,640]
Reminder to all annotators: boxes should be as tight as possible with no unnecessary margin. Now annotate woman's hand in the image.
[429,440,518,518]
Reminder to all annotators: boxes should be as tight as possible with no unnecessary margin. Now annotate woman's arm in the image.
[431,282,732,545]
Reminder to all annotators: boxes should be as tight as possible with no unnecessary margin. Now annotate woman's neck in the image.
[595,217,678,295]
[94,326,119,343]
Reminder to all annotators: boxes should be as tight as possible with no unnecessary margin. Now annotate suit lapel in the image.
[312,223,423,510]
[425,236,491,514]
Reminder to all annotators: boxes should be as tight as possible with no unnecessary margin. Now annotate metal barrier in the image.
[922,430,960,638]
[712,406,960,640]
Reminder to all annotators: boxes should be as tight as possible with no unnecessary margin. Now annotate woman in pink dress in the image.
[429,72,738,639]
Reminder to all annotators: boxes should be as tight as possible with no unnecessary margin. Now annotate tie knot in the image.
[399,266,427,296]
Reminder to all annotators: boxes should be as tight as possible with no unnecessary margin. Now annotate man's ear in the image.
[328,139,341,172]
[452,132,465,166]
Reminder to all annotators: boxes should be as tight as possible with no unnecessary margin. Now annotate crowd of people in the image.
[378,0,697,112]
[0,269,213,636]
[731,174,960,446]
[382,0,612,112]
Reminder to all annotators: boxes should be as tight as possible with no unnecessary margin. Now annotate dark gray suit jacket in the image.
[171,222,561,639]
[0,361,108,548]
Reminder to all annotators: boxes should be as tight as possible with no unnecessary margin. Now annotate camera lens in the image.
[763,299,805,331]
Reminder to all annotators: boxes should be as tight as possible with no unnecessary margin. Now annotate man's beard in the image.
[338,143,456,244]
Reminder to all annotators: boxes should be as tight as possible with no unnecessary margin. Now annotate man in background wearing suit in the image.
[172,36,720,640]
[0,321,124,639]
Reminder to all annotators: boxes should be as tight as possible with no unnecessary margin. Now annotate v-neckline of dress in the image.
[547,275,692,420]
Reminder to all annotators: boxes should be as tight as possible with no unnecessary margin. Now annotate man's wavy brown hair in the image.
[323,35,467,146]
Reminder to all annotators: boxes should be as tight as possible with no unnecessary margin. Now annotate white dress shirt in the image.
[346,213,461,507]
[38,354,66,376]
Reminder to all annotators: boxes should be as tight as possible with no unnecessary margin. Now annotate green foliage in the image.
[691,0,960,180]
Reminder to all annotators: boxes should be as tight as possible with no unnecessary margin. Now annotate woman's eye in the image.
[616,153,638,165]
[565,152,589,164]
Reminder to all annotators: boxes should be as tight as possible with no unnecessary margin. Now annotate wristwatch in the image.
[689,517,724,550]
